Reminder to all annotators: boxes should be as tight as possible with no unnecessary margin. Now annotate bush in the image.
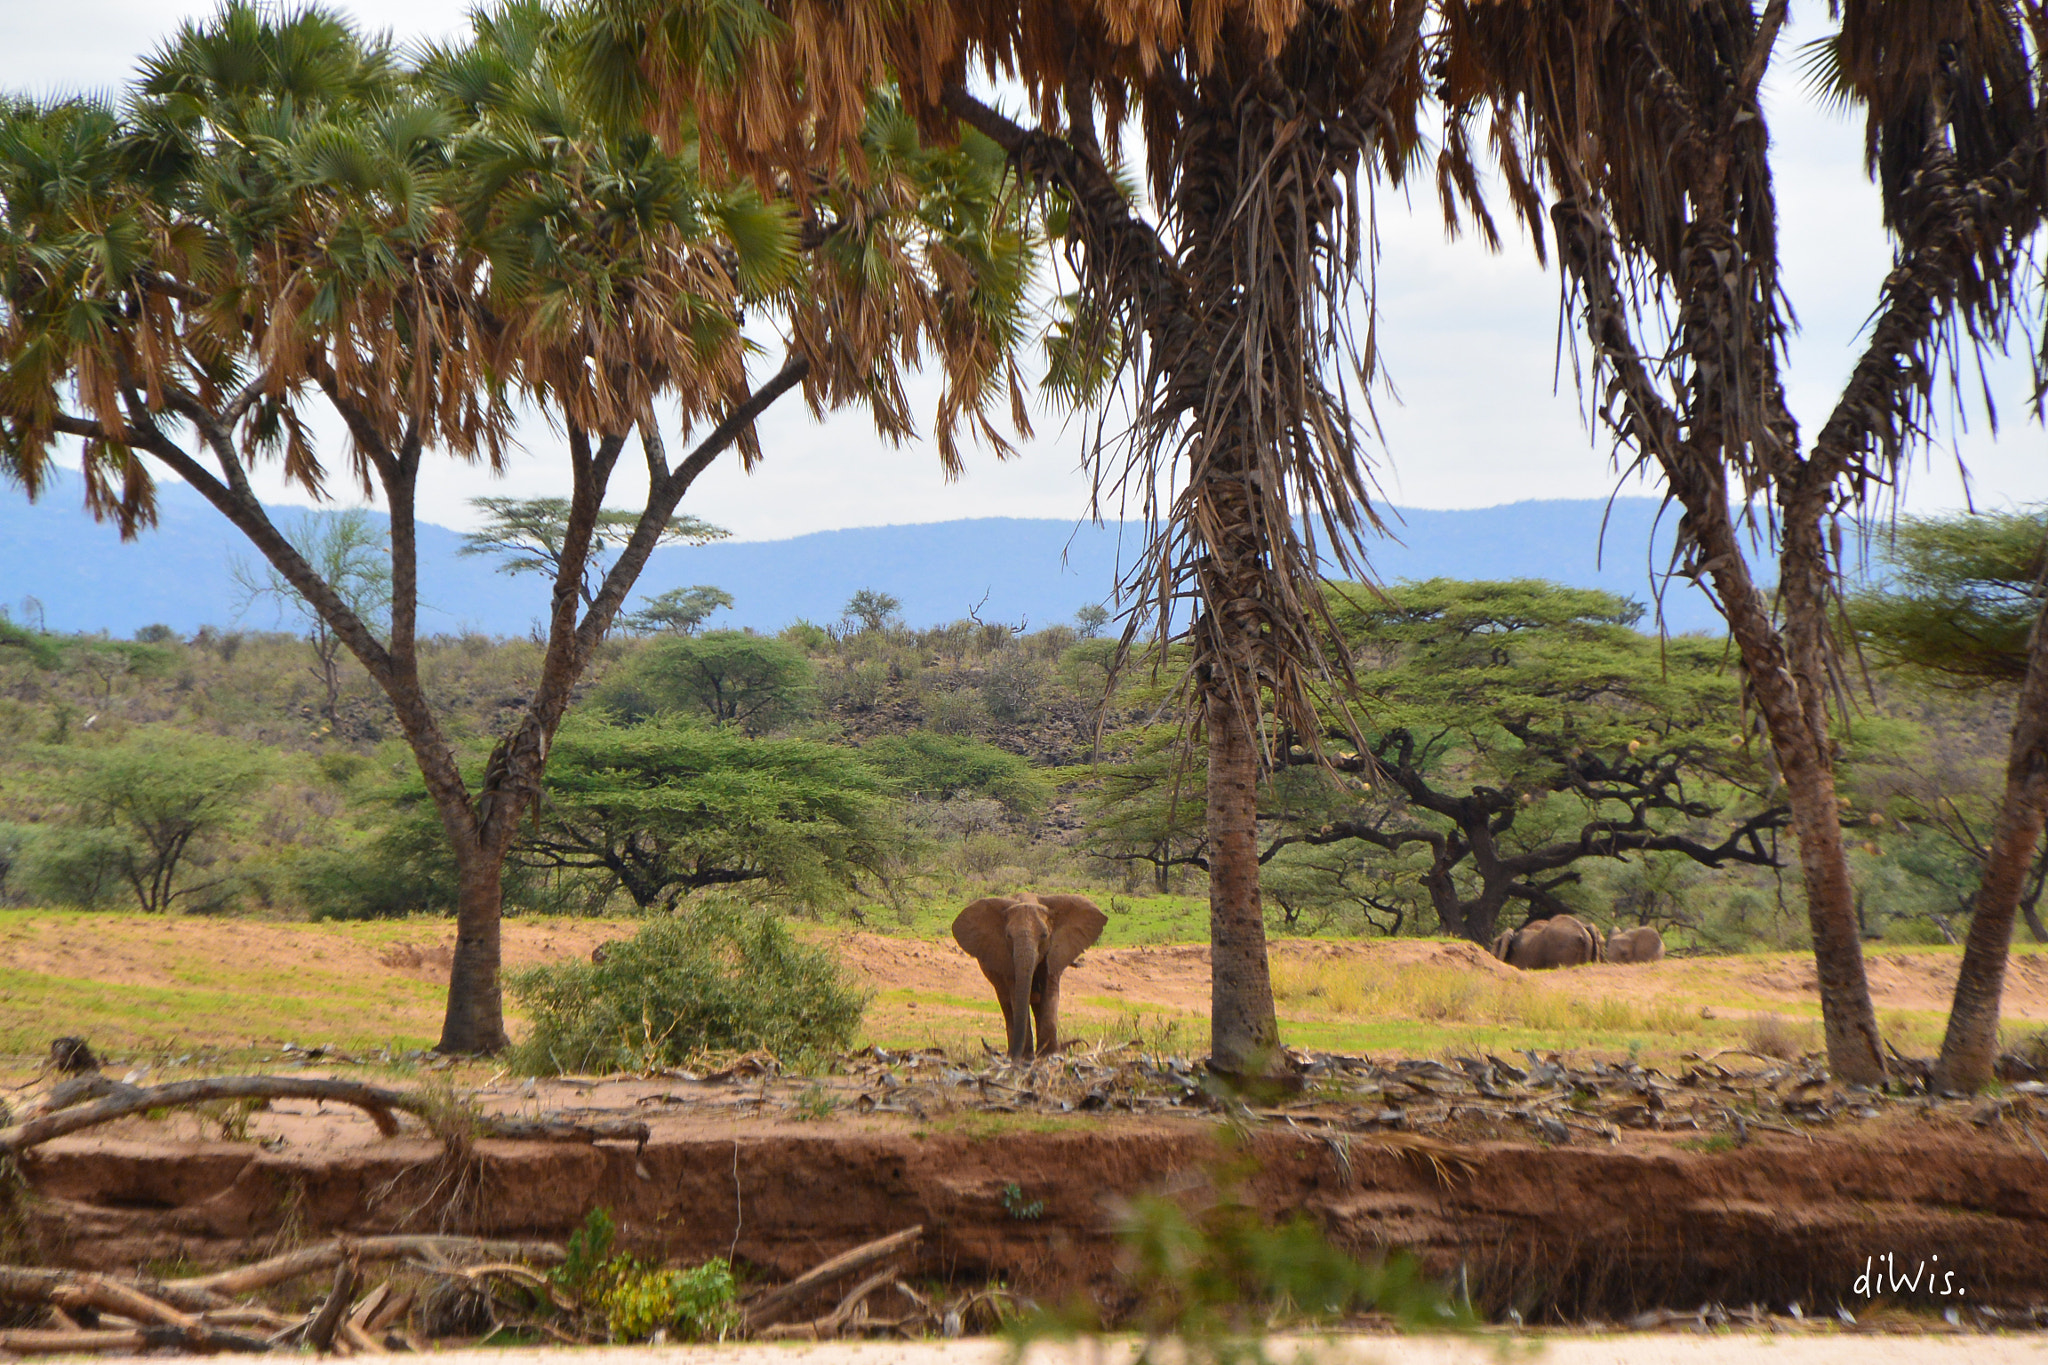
[980,650,1043,721]
[293,814,459,920]
[552,1209,739,1343]
[923,686,986,734]
[507,900,869,1074]
[5,825,133,908]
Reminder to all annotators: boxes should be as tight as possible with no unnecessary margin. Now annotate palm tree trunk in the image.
[439,848,510,1055]
[1934,604,2048,1092]
[1204,661,1283,1079]
[1689,493,1888,1085]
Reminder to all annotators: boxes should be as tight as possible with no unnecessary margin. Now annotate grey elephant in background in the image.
[1490,913,1603,969]
[1606,925,1666,963]
[952,892,1108,1060]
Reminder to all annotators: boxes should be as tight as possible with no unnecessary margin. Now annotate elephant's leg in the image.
[1033,971,1063,1057]
[982,966,1019,1052]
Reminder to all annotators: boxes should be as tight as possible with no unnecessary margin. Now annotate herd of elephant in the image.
[1489,913,1666,969]
[950,894,1665,1062]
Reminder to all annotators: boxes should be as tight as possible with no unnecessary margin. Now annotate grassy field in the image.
[0,904,2040,1075]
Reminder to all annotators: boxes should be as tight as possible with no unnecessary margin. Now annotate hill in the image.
[3,470,1723,635]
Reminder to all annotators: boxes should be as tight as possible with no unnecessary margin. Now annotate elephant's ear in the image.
[952,898,1018,971]
[1040,895,1108,972]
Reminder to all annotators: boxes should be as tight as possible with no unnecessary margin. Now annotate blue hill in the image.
[2,471,1724,637]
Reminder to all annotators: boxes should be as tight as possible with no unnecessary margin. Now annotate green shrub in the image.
[550,1209,739,1342]
[506,899,870,1074]
[597,1259,738,1342]
[859,732,1048,817]
[293,805,460,920]
[8,825,136,909]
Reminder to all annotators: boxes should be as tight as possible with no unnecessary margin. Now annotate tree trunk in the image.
[1692,498,1886,1086]
[1204,669,1284,1079]
[1934,604,2048,1093]
[439,849,509,1054]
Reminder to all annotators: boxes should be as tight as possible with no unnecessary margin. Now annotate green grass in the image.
[0,906,2027,1074]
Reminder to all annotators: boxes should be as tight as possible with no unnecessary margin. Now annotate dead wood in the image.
[756,1262,904,1340]
[304,1252,359,1353]
[740,1225,922,1328]
[200,1307,296,1331]
[338,1318,388,1354]
[0,1327,145,1354]
[347,1283,390,1330]
[139,1323,276,1354]
[171,1235,564,1297]
[429,1262,575,1313]
[474,1116,650,1145]
[0,1266,201,1330]
[0,1077,419,1153]
[364,1289,413,1335]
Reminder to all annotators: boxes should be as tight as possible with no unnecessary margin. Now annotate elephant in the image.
[952,892,1108,1060]
[1606,925,1666,963]
[1489,913,1603,969]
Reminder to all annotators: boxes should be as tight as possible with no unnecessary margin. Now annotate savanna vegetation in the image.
[3,0,2046,1098]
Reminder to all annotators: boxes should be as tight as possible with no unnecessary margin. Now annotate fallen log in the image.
[0,1321,278,1355]
[756,1262,906,1340]
[740,1225,922,1328]
[0,1328,145,1354]
[0,1078,421,1153]
[0,1266,201,1329]
[475,1116,650,1145]
[171,1235,564,1297]
[1,1074,654,1156]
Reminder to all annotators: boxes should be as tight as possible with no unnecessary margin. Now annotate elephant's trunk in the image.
[1007,933,1039,1060]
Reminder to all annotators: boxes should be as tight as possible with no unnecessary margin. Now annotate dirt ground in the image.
[849,932,2048,1019]
[63,1333,2048,1365]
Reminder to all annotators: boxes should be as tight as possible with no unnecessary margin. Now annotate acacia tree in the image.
[1853,508,2048,1084]
[1091,580,1788,940]
[595,0,1433,1080]
[458,497,725,609]
[0,2,1033,1051]
[231,509,393,725]
[517,716,900,909]
[1436,0,2046,1085]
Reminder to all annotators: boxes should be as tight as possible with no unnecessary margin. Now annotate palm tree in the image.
[1434,0,2046,1085]
[587,0,1433,1081]
[0,1,1034,1052]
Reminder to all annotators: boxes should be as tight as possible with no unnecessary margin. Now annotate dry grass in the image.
[1270,955,1697,1036]
[1741,1012,1815,1060]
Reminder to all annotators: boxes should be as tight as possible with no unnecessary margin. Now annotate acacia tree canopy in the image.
[517,716,902,910]
[1853,509,2048,689]
[458,498,727,609]
[51,729,275,915]
[1090,581,1786,942]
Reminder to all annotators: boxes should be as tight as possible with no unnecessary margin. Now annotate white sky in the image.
[2,0,2041,541]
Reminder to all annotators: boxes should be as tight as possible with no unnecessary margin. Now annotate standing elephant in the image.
[1490,914,1603,969]
[1606,925,1666,963]
[952,892,1108,1060]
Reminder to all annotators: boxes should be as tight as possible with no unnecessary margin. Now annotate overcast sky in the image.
[2,0,2041,541]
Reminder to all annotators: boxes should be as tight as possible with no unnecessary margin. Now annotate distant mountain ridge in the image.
[3,471,1726,636]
